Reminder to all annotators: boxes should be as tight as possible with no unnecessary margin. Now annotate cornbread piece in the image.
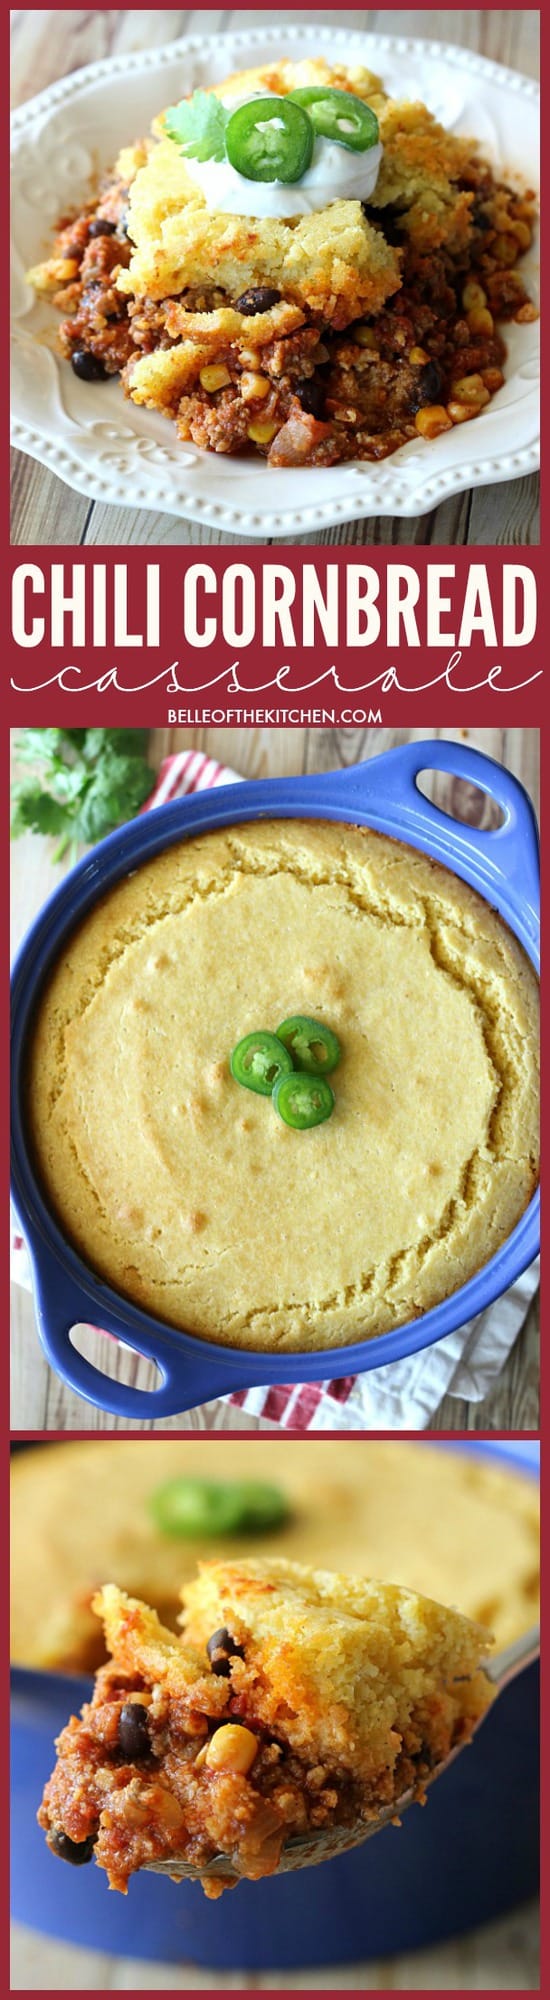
[116,141,400,327]
[11,1440,540,1673]
[204,59,475,254]
[38,1565,492,1894]
[371,97,474,253]
[27,820,539,1354]
[182,1558,492,1775]
[200,56,389,116]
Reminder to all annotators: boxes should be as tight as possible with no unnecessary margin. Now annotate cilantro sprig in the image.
[11,728,152,862]
[164,91,230,164]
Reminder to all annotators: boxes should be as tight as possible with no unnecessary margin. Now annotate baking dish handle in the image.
[30,1246,237,1419]
[334,740,540,936]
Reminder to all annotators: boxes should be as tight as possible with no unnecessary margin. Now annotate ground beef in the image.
[38,1663,368,1895]
[50,177,135,377]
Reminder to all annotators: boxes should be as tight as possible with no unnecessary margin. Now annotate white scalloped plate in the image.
[11,24,539,539]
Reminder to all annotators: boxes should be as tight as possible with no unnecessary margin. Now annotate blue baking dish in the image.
[11,740,540,1420]
[10,1441,539,1967]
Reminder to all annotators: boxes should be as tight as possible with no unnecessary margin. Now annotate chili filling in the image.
[38,1572,492,1899]
[38,1643,471,1899]
[35,152,537,468]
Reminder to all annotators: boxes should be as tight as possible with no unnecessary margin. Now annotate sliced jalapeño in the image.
[230,1029,293,1095]
[276,1014,341,1076]
[289,86,379,154]
[225,96,314,184]
[273,1070,335,1130]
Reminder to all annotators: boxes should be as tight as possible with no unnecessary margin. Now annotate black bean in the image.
[235,287,281,315]
[117,1701,152,1759]
[206,1627,245,1677]
[417,1740,439,1771]
[410,359,443,412]
[49,1829,96,1866]
[70,349,108,382]
[88,218,117,238]
[295,377,326,420]
[363,202,403,246]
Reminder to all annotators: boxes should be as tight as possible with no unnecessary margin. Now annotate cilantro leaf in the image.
[11,728,153,856]
[75,750,152,844]
[14,728,73,766]
[165,91,229,164]
[10,789,69,839]
[81,727,150,764]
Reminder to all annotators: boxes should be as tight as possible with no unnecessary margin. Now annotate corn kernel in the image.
[450,373,489,406]
[27,257,79,291]
[355,325,378,349]
[247,419,279,445]
[493,234,519,267]
[240,371,270,403]
[508,219,532,249]
[204,1725,259,1775]
[200,365,231,392]
[514,300,539,323]
[448,401,480,424]
[409,346,428,364]
[415,405,452,440]
[467,307,494,337]
[462,279,487,311]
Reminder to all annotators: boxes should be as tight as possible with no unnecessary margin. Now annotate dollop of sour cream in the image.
[180,91,383,218]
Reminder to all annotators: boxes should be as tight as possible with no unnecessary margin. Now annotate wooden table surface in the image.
[9,1901,541,1991]
[10,7,540,549]
[10,723,540,1434]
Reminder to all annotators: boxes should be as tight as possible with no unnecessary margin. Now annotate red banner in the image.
[9,546,541,726]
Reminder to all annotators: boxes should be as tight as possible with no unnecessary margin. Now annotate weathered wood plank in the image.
[10,450,90,547]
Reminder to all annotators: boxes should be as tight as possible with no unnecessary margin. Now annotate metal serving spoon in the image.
[147,1624,539,1883]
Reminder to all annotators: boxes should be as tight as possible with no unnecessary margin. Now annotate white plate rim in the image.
[11,24,540,539]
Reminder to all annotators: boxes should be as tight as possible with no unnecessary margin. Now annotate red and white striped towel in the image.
[144,749,242,809]
[12,752,539,1431]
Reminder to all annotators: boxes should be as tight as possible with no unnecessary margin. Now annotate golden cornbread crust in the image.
[204,58,474,254]
[11,1440,540,1674]
[26,54,538,467]
[26,820,539,1352]
[181,1558,492,1781]
[38,1565,491,1893]
[119,150,400,327]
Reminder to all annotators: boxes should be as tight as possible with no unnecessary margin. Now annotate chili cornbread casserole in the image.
[26,55,538,467]
[11,1440,539,1671]
[38,1559,492,1893]
[26,821,539,1354]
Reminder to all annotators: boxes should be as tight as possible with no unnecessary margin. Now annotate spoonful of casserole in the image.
[38,1558,537,1897]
